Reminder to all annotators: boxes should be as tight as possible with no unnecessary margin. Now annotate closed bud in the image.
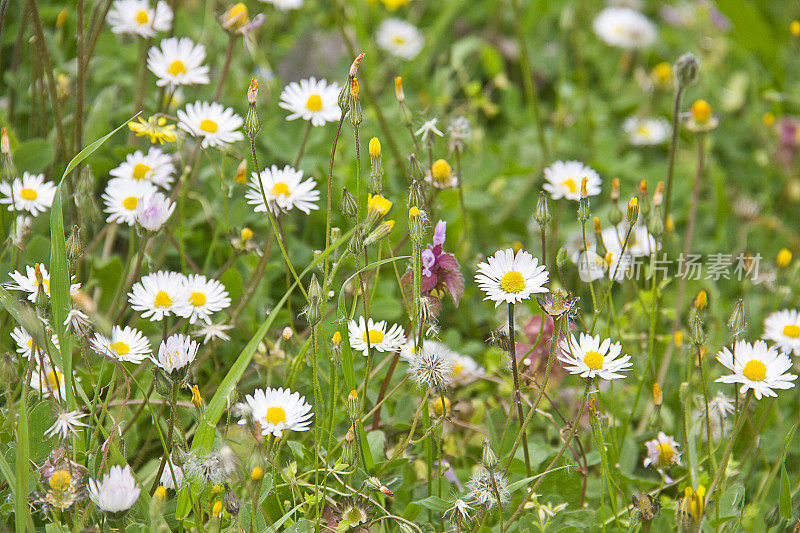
[690,314,705,346]
[534,191,551,227]
[577,197,591,223]
[593,216,601,234]
[675,52,700,88]
[337,77,351,113]
[247,78,258,106]
[349,53,365,77]
[679,382,690,404]
[221,3,249,32]
[0,127,9,155]
[368,137,381,158]
[365,220,394,246]
[652,383,663,406]
[34,263,48,312]
[65,225,82,262]
[244,106,261,140]
[331,331,342,365]
[608,201,623,226]
[653,181,665,207]
[305,275,323,325]
[728,298,746,336]
[627,197,639,227]
[349,78,362,127]
[611,178,620,201]
[556,247,568,268]
[394,76,405,103]
[341,187,357,219]
[649,207,664,239]
[347,390,359,420]
[694,290,707,311]
[408,154,426,182]
[224,485,240,515]
[235,159,247,183]
[408,178,424,208]
[481,438,498,471]
[348,227,365,255]
[690,100,713,125]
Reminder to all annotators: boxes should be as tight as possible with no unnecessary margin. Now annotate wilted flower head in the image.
[408,344,454,391]
[643,432,681,469]
[448,116,472,153]
[466,467,509,510]
[152,333,198,376]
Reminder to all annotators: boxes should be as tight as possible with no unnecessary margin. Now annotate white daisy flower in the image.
[128,271,191,321]
[558,332,632,381]
[11,215,33,246]
[623,117,671,146]
[147,37,210,87]
[152,333,199,374]
[715,340,797,400]
[192,322,233,345]
[602,222,659,258]
[7,263,81,303]
[475,248,549,307]
[109,147,176,189]
[245,165,320,215]
[181,274,231,325]
[376,18,424,60]
[348,316,407,356]
[159,459,183,489]
[88,465,141,513]
[29,361,72,400]
[576,250,608,282]
[102,178,158,226]
[763,309,800,356]
[11,326,59,359]
[135,191,175,231]
[0,172,57,216]
[643,432,681,469]
[44,410,89,441]
[260,0,303,11]
[542,161,602,201]
[91,326,151,364]
[278,77,341,127]
[107,0,173,38]
[177,101,244,148]
[245,387,314,438]
[593,7,657,50]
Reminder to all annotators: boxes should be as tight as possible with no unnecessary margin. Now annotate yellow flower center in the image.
[46,370,63,390]
[392,36,406,45]
[123,196,138,210]
[637,126,650,136]
[110,341,130,356]
[20,187,38,201]
[271,182,291,197]
[153,290,172,308]
[743,360,767,382]
[363,329,385,344]
[583,350,604,370]
[27,339,33,349]
[431,159,452,183]
[199,119,218,133]
[561,178,577,194]
[453,362,464,376]
[305,94,323,112]
[49,470,72,492]
[657,442,674,464]
[135,9,149,24]
[168,60,187,76]
[265,406,287,425]
[132,163,152,181]
[783,324,800,338]
[240,227,253,241]
[190,291,207,307]
[499,270,525,294]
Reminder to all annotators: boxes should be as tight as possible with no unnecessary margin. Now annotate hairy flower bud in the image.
[341,188,357,219]
[627,197,639,227]
[675,53,700,88]
[556,247,568,268]
[728,298,746,336]
[349,78,362,127]
[690,314,705,346]
[533,191,551,227]
[408,178,424,208]
[481,438,498,471]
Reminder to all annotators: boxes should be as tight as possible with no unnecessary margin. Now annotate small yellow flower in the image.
[369,137,381,158]
[694,290,707,310]
[430,159,452,184]
[332,331,342,345]
[49,470,72,492]
[221,3,249,32]
[652,62,672,85]
[191,384,203,407]
[56,9,68,28]
[776,248,792,268]
[250,466,264,481]
[155,485,168,499]
[240,227,254,241]
[367,194,392,217]
[212,500,223,516]
[128,115,177,144]
[791,20,800,36]
[690,100,713,125]
[394,77,405,102]
[674,330,683,347]
[409,206,420,218]
[380,0,411,10]
[763,111,776,126]
[652,383,662,406]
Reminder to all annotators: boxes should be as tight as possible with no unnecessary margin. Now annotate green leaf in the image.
[780,424,797,520]
[258,473,274,505]
[412,495,451,513]
[12,139,54,174]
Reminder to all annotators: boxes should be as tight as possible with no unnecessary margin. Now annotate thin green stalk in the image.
[662,86,685,227]
[507,302,531,477]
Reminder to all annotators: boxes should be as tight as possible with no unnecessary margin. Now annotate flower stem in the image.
[507,302,531,477]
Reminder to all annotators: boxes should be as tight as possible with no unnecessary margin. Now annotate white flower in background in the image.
[63,307,92,337]
[623,117,670,145]
[467,468,509,510]
[278,77,341,126]
[602,222,659,257]
[109,147,176,189]
[91,326,151,363]
[102,178,157,226]
[542,161,602,201]
[128,271,190,321]
[376,18,424,59]
[181,274,231,324]
[245,387,314,437]
[147,37,210,87]
[407,343,454,390]
[348,316,407,356]
[107,0,173,37]
[715,340,797,400]
[576,250,608,282]
[177,101,244,148]
[415,118,444,143]
[7,263,81,303]
[643,432,681,469]
[593,7,657,49]
[11,215,33,246]
[443,499,475,526]
[192,322,233,345]
[260,0,303,11]
[135,191,175,231]
[558,333,632,380]
[152,333,199,374]
[29,361,72,400]
[762,309,800,356]
[159,460,183,489]
[475,248,549,307]
[88,465,141,513]
[0,172,57,216]
[44,410,89,441]
[245,165,320,215]
[694,391,735,442]
[11,326,59,359]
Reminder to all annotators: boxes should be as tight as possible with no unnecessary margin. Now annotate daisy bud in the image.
[341,187,357,219]
[652,383,663,406]
[776,248,792,268]
[694,290,707,311]
[245,79,261,139]
[347,390,359,420]
[221,3,249,32]
[408,177,424,208]
[306,275,323,325]
[224,484,240,515]
[611,178,620,201]
[648,206,664,239]
[481,438,498,471]
[533,191,551,227]
[675,52,699,88]
[65,225,82,263]
[408,154,426,182]
[368,137,381,158]
[241,227,254,241]
[154,485,167,500]
[690,314,705,346]
[627,197,639,227]
[135,192,175,232]
[234,159,247,183]
[653,181,664,207]
[349,78,362,127]
[0,127,9,155]
[556,247,567,268]
[365,220,394,246]
[727,298,746,336]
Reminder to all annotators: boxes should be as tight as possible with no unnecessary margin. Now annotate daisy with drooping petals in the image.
[88,465,140,513]
[193,322,233,345]
[7,263,81,303]
[279,77,341,127]
[147,37,210,87]
[593,7,657,50]
[558,333,632,380]
[44,410,89,441]
[623,117,671,145]
[181,274,231,324]
[102,178,157,226]
[260,0,303,11]
[128,271,190,321]
[348,316,407,356]
[91,326,151,363]
[245,387,314,438]
[245,165,320,215]
[0,172,57,216]
[376,18,424,59]
[763,309,800,356]
[107,0,173,37]
[643,432,681,469]
[177,101,244,148]
[152,333,198,374]
[109,147,176,189]
[135,191,175,231]
[475,249,549,307]
[542,161,602,201]
[715,340,797,399]
[11,325,59,359]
